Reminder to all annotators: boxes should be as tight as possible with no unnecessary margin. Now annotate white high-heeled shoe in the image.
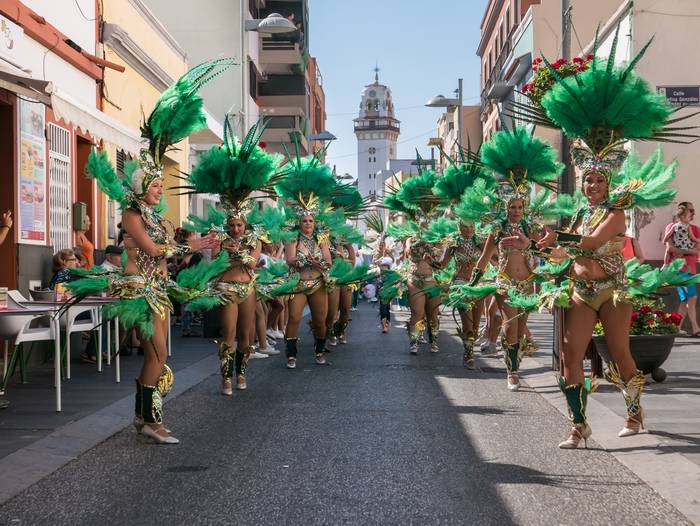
[507,374,520,392]
[221,378,233,396]
[559,423,592,449]
[236,375,247,390]
[618,410,644,437]
[141,425,179,444]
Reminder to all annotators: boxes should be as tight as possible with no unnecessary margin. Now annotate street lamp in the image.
[425,78,464,148]
[245,12,297,34]
[232,13,297,135]
[308,130,337,142]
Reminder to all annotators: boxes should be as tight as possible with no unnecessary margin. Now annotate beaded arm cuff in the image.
[468,268,483,286]
[555,231,582,246]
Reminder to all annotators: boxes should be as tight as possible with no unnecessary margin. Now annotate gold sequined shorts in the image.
[571,277,620,312]
[216,280,254,305]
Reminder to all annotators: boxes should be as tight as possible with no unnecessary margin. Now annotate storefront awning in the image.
[0,62,51,106]
[47,86,142,156]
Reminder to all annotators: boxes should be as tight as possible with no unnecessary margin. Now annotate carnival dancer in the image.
[179,119,282,394]
[509,28,699,448]
[324,186,365,348]
[433,147,491,368]
[452,124,570,391]
[66,60,233,443]
[276,147,336,368]
[384,169,449,354]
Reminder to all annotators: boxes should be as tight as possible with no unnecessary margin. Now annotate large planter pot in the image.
[592,334,675,383]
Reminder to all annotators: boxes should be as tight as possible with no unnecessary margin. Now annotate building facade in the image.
[0,0,137,293]
[429,105,482,171]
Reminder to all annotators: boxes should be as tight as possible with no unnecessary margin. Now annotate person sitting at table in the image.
[49,249,78,290]
[102,245,123,271]
[49,248,100,364]
[75,214,94,270]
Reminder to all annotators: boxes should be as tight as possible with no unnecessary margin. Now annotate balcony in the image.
[260,106,308,154]
[353,117,400,134]
[427,137,444,147]
[259,36,302,65]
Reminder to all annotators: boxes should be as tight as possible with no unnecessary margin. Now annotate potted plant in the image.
[592,302,682,382]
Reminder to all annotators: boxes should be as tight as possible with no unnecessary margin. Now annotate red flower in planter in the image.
[638,306,652,314]
[258,141,267,149]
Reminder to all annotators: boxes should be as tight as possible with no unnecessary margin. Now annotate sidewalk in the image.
[0,325,218,460]
[519,313,700,524]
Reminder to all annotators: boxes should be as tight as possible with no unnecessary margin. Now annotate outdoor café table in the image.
[20,297,115,377]
[0,306,62,411]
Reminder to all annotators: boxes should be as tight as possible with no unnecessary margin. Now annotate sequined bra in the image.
[495,221,531,270]
[571,204,625,281]
[408,239,442,264]
[330,243,350,261]
[131,205,169,283]
[296,233,325,269]
[453,235,481,266]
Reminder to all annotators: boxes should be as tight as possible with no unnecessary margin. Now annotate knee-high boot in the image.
[429,319,440,352]
[315,337,327,365]
[218,341,234,379]
[235,345,252,390]
[558,377,594,449]
[408,320,425,354]
[461,330,475,369]
[285,338,298,369]
[606,364,645,437]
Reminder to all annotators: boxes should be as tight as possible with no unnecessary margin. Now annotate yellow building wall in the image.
[98,0,190,244]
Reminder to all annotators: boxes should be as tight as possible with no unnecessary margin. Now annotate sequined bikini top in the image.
[330,243,350,261]
[130,204,169,283]
[495,221,532,271]
[409,238,442,264]
[453,235,481,266]
[296,233,325,269]
[571,204,625,280]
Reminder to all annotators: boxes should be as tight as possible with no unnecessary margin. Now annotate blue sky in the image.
[308,0,489,178]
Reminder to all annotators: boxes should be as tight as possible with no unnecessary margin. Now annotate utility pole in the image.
[554,0,573,373]
[457,78,464,147]
[560,0,573,195]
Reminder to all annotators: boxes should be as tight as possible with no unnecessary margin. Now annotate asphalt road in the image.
[0,303,690,525]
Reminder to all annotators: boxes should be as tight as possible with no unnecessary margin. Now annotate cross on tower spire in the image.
[373,63,380,83]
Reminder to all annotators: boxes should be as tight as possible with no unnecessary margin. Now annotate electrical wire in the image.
[639,9,700,18]
[327,128,437,160]
[326,95,481,117]
[73,0,96,21]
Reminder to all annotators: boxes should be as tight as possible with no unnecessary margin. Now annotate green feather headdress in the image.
[480,123,563,198]
[395,169,446,218]
[86,59,236,209]
[178,118,282,219]
[275,140,336,218]
[433,143,491,205]
[506,24,698,179]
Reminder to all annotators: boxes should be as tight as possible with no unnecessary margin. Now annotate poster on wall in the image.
[18,98,47,244]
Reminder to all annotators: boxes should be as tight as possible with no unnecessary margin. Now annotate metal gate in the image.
[48,123,72,251]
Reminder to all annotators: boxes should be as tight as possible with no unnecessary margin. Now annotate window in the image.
[249,62,258,100]
[48,123,72,251]
[506,6,511,31]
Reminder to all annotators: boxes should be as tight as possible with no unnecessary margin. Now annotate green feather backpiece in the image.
[506,281,572,312]
[382,188,416,219]
[247,204,296,243]
[608,148,677,209]
[183,203,227,234]
[103,298,154,339]
[480,124,563,188]
[86,149,126,207]
[267,273,301,297]
[454,178,501,225]
[529,188,584,222]
[185,296,222,313]
[331,183,367,218]
[142,58,237,164]
[418,216,458,244]
[320,209,364,245]
[386,220,418,241]
[335,263,375,287]
[447,284,497,309]
[379,268,406,302]
[364,212,385,236]
[176,251,230,291]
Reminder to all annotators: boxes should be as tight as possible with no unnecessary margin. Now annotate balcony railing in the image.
[260,106,308,153]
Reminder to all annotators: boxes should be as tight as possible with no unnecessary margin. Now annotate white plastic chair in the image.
[1,292,62,411]
[27,291,101,379]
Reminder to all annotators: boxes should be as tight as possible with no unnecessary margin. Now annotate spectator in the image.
[0,210,11,409]
[49,249,78,289]
[377,257,393,333]
[75,214,94,269]
[102,245,123,271]
[0,210,11,246]
[361,281,377,302]
[665,202,700,336]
